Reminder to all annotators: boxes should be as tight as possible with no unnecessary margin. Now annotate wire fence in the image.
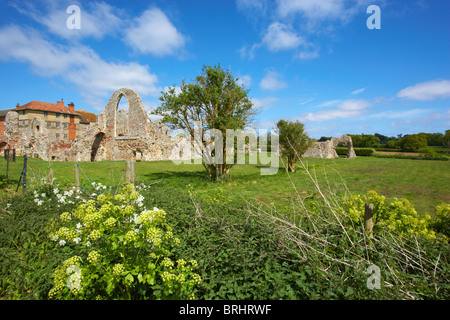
[1,150,135,196]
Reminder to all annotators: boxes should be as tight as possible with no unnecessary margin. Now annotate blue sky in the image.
[0,0,449,138]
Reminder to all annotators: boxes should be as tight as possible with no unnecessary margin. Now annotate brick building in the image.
[0,99,96,141]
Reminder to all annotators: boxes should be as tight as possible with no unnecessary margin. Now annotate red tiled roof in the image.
[77,110,97,124]
[14,101,81,116]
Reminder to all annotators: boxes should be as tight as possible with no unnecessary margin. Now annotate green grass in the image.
[1,155,449,214]
[135,156,449,215]
[1,156,449,300]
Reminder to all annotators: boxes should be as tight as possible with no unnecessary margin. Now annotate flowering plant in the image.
[47,184,201,300]
[341,190,437,239]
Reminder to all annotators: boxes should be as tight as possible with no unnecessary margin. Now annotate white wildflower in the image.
[59,240,66,246]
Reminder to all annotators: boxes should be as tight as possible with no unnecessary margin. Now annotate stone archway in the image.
[91,132,105,161]
[303,135,356,159]
[332,135,356,158]
[103,88,149,138]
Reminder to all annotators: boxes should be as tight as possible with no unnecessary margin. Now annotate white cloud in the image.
[236,74,252,88]
[277,0,346,19]
[260,70,288,91]
[251,97,279,110]
[238,44,260,60]
[262,22,305,52]
[299,98,314,105]
[236,0,268,15]
[397,79,450,101]
[313,99,343,108]
[296,49,320,60]
[369,108,427,120]
[301,99,371,122]
[123,8,186,57]
[0,25,160,110]
[10,1,123,40]
[351,87,367,95]
[277,0,369,22]
[257,119,277,130]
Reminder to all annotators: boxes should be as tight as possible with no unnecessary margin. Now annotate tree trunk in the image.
[287,156,296,172]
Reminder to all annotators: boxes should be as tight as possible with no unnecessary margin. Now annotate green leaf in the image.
[146,274,155,285]
[125,274,134,284]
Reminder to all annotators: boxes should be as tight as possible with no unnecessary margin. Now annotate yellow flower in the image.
[112,263,125,276]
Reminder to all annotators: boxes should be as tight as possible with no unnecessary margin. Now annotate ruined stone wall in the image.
[303,135,356,159]
[0,88,183,162]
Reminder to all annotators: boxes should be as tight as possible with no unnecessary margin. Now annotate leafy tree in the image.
[386,140,398,149]
[422,132,444,146]
[442,130,450,148]
[155,64,257,181]
[398,134,427,152]
[276,120,311,172]
[375,133,389,145]
[348,134,380,148]
[362,134,380,148]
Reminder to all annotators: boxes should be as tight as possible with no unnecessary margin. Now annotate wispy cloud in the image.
[10,0,124,40]
[237,0,369,60]
[351,87,367,95]
[236,74,252,88]
[260,69,288,91]
[300,99,371,122]
[252,97,279,110]
[397,79,450,101]
[277,0,347,20]
[0,25,160,110]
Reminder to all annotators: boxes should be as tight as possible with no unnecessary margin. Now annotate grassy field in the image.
[1,155,449,300]
[1,155,449,214]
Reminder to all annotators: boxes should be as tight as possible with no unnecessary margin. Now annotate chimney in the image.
[16,103,20,108]
[68,102,75,112]
[57,99,64,107]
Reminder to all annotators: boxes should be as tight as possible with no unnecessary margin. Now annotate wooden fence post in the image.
[49,167,54,185]
[131,160,135,185]
[22,155,27,195]
[74,164,80,192]
[364,203,374,238]
[5,149,9,186]
[125,160,136,185]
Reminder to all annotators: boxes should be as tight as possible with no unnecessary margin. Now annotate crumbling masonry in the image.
[302,135,356,159]
[1,88,189,162]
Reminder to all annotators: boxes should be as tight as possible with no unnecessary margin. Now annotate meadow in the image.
[1,155,449,300]
[3,155,445,214]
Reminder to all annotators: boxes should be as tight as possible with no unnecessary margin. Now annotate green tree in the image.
[155,64,257,181]
[276,120,311,172]
[398,134,427,152]
[443,130,450,148]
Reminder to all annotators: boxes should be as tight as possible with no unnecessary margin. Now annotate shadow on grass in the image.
[0,175,20,189]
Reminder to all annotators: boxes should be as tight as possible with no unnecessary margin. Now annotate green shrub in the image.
[431,203,450,240]
[341,190,437,239]
[373,153,449,161]
[47,184,202,300]
[335,147,375,156]
[418,146,437,155]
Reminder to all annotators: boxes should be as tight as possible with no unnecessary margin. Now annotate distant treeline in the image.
[318,130,450,153]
